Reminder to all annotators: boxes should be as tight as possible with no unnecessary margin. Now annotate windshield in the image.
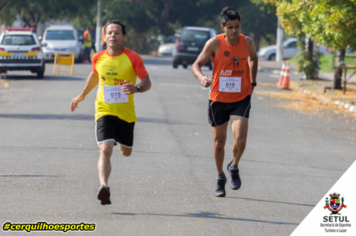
[180,30,209,43]
[45,30,76,40]
[1,35,35,45]
[283,40,296,47]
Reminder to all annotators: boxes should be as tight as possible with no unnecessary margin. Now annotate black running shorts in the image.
[95,115,135,147]
[208,95,251,127]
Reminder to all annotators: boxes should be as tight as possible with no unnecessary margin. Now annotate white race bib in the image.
[103,86,128,103]
[219,77,241,93]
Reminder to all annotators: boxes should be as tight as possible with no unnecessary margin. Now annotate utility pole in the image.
[276,18,284,62]
[96,0,102,52]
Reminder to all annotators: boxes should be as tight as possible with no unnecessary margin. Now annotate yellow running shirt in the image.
[91,48,149,123]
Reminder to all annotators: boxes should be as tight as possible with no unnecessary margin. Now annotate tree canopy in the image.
[0,0,96,28]
[0,0,277,53]
[252,0,356,50]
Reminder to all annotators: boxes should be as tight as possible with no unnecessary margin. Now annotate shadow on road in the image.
[226,197,315,207]
[112,211,298,225]
[0,114,197,125]
[0,113,94,120]
[0,174,64,177]
[3,75,84,81]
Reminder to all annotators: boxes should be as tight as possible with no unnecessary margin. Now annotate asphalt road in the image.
[0,57,355,236]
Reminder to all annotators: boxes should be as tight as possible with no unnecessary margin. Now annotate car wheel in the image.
[173,60,178,69]
[268,54,276,61]
[183,64,188,69]
[37,64,45,79]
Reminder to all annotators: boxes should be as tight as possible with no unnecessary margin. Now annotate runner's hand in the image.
[71,95,85,112]
[122,81,137,95]
[200,76,213,88]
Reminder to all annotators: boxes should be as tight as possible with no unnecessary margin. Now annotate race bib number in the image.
[219,77,241,92]
[103,86,128,103]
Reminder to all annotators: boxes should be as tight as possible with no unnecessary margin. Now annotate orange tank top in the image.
[210,33,251,103]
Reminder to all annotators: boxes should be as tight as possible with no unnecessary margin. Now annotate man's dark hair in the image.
[220,7,241,26]
[104,20,126,35]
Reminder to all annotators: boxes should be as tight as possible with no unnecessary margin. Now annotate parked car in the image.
[257,38,330,61]
[0,28,45,78]
[158,35,176,57]
[40,25,82,62]
[173,26,216,70]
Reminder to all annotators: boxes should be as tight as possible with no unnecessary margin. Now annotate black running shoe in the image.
[97,185,111,205]
[215,177,227,197]
[227,161,241,190]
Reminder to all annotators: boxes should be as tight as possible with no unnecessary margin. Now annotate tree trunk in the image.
[306,38,314,79]
[333,49,346,89]
[307,38,313,53]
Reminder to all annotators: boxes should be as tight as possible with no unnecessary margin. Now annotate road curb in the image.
[298,85,356,114]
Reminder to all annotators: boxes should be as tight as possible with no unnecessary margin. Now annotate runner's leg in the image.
[230,115,248,165]
[118,144,132,157]
[212,121,229,174]
[98,141,115,186]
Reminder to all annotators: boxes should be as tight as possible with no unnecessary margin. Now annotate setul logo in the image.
[324,193,347,215]
[220,70,232,76]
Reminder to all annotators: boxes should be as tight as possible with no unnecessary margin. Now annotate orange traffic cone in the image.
[278,61,286,88]
[281,61,290,89]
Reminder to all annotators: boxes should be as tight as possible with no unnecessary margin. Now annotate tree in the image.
[252,0,356,87]
[0,0,96,29]
[258,0,356,88]
[0,0,8,11]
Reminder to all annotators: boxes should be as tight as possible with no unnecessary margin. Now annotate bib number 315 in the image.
[219,77,241,93]
[104,86,128,103]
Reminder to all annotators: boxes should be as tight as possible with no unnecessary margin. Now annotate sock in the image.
[217,172,226,179]
[232,164,238,170]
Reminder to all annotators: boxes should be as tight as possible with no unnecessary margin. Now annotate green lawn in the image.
[289,52,356,73]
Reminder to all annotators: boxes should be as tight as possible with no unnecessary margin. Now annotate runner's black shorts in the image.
[95,115,135,147]
[208,95,251,127]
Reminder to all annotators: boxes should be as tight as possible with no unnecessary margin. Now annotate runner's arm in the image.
[246,36,258,84]
[70,72,99,112]
[122,75,151,95]
[191,38,219,88]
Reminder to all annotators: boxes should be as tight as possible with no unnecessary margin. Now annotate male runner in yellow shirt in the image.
[71,20,151,205]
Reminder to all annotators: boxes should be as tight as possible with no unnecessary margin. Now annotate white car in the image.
[258,38,330,61]
[41,25,82,62]
[158,35,176,57]
[0,28,45,78]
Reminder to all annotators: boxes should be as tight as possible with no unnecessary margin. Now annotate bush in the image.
[294,37,320,79]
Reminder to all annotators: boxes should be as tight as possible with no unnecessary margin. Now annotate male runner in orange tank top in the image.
[192,7,258,197]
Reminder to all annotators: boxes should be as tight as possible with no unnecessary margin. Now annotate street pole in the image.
[96,0,102,52]
[276,17,284,62]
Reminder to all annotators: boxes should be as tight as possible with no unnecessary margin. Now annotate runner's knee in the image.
[233,138,246,149]
[100,145,113,157]
[214,138,226,150]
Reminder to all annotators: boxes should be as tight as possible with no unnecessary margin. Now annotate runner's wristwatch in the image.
[251,82,257,87]
[136,85,141,92]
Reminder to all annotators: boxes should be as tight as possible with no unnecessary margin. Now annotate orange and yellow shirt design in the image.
[91,48,149,122]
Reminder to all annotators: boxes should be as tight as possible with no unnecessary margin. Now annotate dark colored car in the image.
[173,26,216,70]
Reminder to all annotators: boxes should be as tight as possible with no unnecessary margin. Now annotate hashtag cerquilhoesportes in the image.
[3,222,11,230]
